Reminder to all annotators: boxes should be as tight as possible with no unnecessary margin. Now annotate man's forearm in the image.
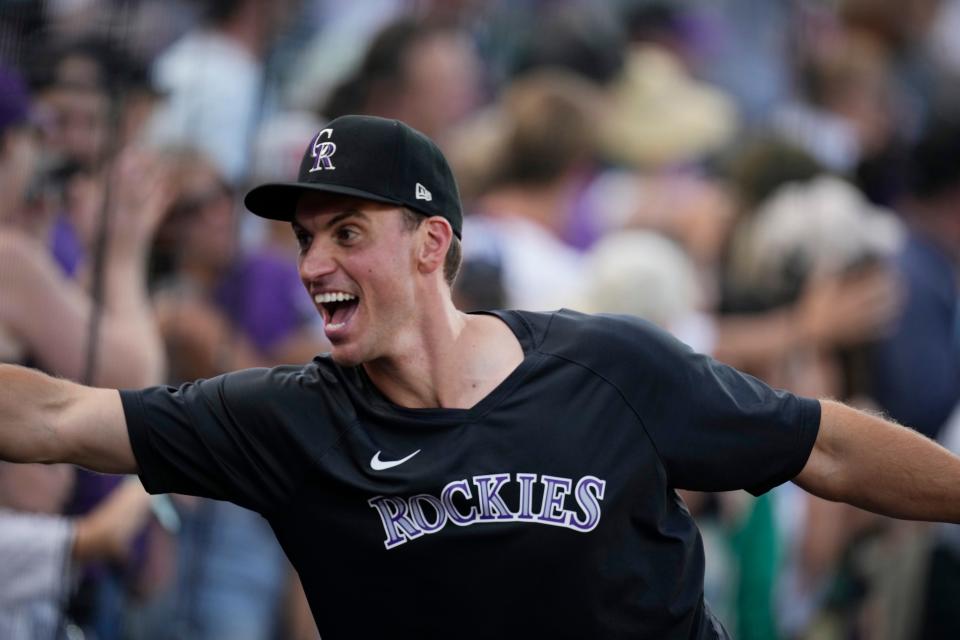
[0,364,132,472]
[796,400,960,523]
[0,364,71,463]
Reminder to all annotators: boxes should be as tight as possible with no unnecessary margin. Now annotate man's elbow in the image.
[793,413,851,502]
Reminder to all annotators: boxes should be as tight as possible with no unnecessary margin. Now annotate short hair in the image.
[323,18,460,118]
[399,207,462,287]
[485,70,601,190]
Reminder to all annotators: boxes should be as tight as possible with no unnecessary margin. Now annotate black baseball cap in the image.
[244,115,463,238]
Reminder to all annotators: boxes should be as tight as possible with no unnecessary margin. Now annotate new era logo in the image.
[415,182,432,201]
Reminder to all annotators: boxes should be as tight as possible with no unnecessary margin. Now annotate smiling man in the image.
[2,115,960,640]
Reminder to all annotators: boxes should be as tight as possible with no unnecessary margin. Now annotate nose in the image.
[299,239,337,282]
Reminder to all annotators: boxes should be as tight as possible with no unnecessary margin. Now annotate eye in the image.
[334,225,359,244]
[294,228,312,252]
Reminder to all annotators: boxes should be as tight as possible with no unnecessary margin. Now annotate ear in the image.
[416,216,452,277]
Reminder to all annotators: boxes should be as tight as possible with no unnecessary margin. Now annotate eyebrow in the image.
[292,209,369,232]
[323,209,368,230]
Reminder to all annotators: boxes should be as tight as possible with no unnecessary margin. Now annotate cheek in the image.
[362,264,414,313]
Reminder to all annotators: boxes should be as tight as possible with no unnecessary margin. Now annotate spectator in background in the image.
[712,137,901,377]
[774,18,894,173]
[869,113,960,440]
[283,0,408,113]
[24,38,176,640]
[600,43,737,172]
[864,117,960,638]
[152,146,326,377]
[148,0,297,185]
[579,230,711,353]
[839,0,945,124]
[322,17,483,147]
[458,70,601,310]
[27,36,166,280]
[718,167,905,640]
[0,469,154,640]
[29,37,116,172]
[584,38,738,262]
[509,2,625,87]
[0,65,165,389]
[148,147,327,640]
[0,64,168,640]
[26,37,116,281]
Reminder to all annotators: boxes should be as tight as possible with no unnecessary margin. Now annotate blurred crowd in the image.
[0,0,959,638]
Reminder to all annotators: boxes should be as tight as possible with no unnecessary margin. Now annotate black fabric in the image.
[121,309,820,639]
[244,115,463,237]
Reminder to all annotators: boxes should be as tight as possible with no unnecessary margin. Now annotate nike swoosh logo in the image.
[370,449,421,471]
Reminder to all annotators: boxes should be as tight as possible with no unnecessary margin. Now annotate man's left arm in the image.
[794,400,960,523]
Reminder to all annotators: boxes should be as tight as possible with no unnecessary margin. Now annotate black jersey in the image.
[121,309,820,639]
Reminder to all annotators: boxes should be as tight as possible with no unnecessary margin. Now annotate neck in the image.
[363,292,466,408]
[362,296,523,410]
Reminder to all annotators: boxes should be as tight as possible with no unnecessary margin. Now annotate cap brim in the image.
[244,182,404,221]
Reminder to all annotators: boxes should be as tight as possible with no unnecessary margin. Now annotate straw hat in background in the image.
[600,46,738,169]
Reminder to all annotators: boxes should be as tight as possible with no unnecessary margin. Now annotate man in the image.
[1,115,959,639]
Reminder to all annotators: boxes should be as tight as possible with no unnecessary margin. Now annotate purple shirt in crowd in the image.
[214,249,317,356]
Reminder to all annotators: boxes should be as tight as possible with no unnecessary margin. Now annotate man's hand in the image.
[794,400,960,523]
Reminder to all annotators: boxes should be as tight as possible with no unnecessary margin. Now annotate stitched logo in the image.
[309,128,337,171]
[415,182,432,201]
[370,449,421,471]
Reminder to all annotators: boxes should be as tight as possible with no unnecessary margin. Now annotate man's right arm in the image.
[0,364,135,473]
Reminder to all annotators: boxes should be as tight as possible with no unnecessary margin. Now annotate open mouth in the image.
[314,292,360,331]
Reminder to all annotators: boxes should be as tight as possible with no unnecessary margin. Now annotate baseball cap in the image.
[244,114,463,238]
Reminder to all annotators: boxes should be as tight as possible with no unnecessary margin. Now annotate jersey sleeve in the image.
[597,314,821,495]
[120,367,312,514]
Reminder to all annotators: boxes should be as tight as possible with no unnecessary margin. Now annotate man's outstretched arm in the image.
[794,400,960,522]
[0,364,135,473]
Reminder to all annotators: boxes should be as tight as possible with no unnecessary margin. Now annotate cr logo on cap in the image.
[309,128,337,172]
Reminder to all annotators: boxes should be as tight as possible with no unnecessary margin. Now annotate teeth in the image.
[326,322,345,330]
[314,292,357,304]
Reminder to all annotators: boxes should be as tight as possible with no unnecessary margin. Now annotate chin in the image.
[328,344,367,368]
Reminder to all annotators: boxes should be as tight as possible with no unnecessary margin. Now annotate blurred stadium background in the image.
[1,0,960,638]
